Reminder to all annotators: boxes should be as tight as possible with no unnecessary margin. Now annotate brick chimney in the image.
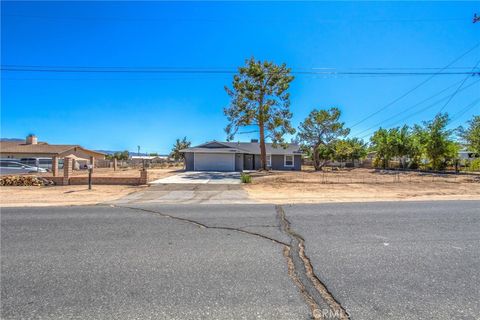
[26,134,38,145]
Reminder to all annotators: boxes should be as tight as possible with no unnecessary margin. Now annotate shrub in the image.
[468,158,480,172]
[240,173,252,183]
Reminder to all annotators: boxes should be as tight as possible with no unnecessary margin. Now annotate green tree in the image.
[444,141,461,168]
[414,113,454,170]
[149,153,159,156]
[316,144,336,167]
[405,129,423,169]
[224,57,295,170]
[170,137,191,161]
[297,107,350,170]
[459,115,480,154]
[347,137,368,165]
[387,125,421,169]
[107,150,129,160]
[333,140,352,166]
[370,126,422,169]
[370,128,397,169]
[332,138,367,167]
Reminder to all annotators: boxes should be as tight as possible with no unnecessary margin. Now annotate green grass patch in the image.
[240,173,252,183]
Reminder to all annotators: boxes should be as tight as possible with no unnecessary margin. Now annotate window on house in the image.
[266,155,271,167]
[284,155,294,167]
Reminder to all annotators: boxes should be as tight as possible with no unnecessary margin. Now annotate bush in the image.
[468,158,480,172]
[240,173,252,183]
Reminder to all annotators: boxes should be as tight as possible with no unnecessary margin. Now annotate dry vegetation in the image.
[244,168,480,203]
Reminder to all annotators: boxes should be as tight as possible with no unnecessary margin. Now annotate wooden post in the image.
[89,156,95,173]
[88,167,92,190]
[113,158,118,171]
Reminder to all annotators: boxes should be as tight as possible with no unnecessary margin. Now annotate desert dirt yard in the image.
[244,168,480,203]
[1,168,479,207]
[38,166,183,180]
[0,168,179,207]
[0,185,145,207]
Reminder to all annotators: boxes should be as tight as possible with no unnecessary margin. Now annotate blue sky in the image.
[1,1,479,154]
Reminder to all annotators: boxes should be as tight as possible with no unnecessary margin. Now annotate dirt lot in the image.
[244,168,480,203]
[0,168,180,207]
[40,167,182,181]
[0,185,145,207]
[1,168,479,207]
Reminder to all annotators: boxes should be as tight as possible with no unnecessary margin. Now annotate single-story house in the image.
[0,135,106,161]
[180,140,302,172]
[130,155,170,161]
[458,149,478,160]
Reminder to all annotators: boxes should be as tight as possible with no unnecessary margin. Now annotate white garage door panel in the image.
[194,153,234,171]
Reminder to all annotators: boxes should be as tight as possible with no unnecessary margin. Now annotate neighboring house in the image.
[180,140,302,172]
[0,135,106,161]
[458,149,478,160]
[130,155,169,161]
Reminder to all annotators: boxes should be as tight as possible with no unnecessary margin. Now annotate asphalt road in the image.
[284,201,480,320]
[1,201,479,319]
[1,205,307,320]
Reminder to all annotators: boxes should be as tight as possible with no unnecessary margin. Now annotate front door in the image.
[243,154,254,170]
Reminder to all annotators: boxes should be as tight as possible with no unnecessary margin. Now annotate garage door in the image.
[194,153,235,171]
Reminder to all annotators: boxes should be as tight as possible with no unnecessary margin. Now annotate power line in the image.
[4,64,477,71]
[450,99,480,123]
[358,78,480,139]
[2,14,466,23]
[1,66,478,76]
[348,42,480,129]
[385,80,479,127]
[351,78,465,137]
[437,59,480,113]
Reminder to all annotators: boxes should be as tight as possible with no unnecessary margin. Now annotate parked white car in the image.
[19,157,64,171]
[0,159,47,175]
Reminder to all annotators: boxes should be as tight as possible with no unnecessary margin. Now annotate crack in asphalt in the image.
[276,205,349,320]
[113,204,348,320]
[115,205,289,246]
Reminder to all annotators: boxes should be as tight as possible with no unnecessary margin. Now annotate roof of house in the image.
[0,141,105,156]
[130,155,169,160]
[180,141,302,155]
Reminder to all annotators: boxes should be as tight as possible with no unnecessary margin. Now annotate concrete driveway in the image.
[150,171,241,185]
[117,171,248,204]
[115,184,252,205]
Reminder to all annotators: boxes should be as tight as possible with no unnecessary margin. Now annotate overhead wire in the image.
[358,78,480,140]
[1,65,479,76]
[450,99,480,124]
[348,42,480,129]
[351,78,466,137]
[437,59,480,113]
